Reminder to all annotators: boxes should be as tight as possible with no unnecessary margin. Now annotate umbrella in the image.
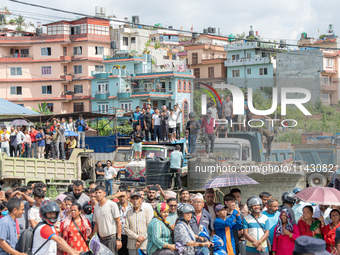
[64,130,79,137]
[10,119,29,126]
[295,187,340,206]
[203,174,258,189]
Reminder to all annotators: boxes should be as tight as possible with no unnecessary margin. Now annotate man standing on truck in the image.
[0,127,10,157]
[29,125,38,158]
[170,145,183,190]
[143,108,153,142]
[132,106,141,132]
[201,110,218,155]
[185,112,200,155]
[75,114,87,148]
[160,105,170,142]
[36,127,45,159]
[257,128,274,159]
[51,125,61,159]
[152,108,162,142]
[174,104,183,140]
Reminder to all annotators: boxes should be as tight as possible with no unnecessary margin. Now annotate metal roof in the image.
[0,98,40,116]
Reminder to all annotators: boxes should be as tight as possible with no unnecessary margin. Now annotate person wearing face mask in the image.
[200,110,218,155]
[0,202,8,218]
[70,180,90,206]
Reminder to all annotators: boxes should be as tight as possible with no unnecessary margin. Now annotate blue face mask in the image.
[1,210,9,216]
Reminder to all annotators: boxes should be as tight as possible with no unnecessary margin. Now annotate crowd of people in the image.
[0,180,337,255]
[0,115,88,160]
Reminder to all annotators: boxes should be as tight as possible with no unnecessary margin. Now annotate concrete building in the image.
[91,53,194,126]
[224,41,276,90]
[185,42,227,89]
[276,49,324,103]
[0,17,111,113]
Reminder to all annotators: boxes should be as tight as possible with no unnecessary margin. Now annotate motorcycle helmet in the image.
[40,200,60,225]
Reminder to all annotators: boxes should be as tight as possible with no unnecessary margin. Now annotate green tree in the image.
[236,32,246,39]
[89,119,112,136]
[33,102,53,114]
[117,120,133,136]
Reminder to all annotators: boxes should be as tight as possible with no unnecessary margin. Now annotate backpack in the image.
[16,222,49,255]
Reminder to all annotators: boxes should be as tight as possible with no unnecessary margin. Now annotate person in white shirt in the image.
[28,188,45,228]
[169,109,177,142]
[152,108,162,142]
[16,127,26,157]
[207,103,218,121]
[174,104,182,140]
[104,160,117,196]
[313,204,332,225]
[1,127,10,156]
[66,116,75,131]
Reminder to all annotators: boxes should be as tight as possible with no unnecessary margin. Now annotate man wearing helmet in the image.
[32,200,80,255]
[278,191,296,225]
[185,112,200,154]
[243,196,270,254]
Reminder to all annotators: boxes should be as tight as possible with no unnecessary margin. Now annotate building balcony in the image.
[60,55,72,61]
[117,92,131,98]
[131,87,174,94]
[224,57,270,67]
[321,84,337,91]
[0,54,33,62]
[95,92,110,100]
[60,74,74,81]
[224,42,259,51]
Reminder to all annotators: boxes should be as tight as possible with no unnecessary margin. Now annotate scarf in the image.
[62,214,92,238]
[154,203,171,225]
[275,209,294,237]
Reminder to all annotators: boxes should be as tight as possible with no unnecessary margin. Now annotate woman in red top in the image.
[272,209,300,255]
[60,203,92,255]
[298,205,322,237]
[323,209,340,254]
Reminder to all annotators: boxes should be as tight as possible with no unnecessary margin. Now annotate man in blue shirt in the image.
[169,145,183,189]
[0,198,26,255]
[132,106,141,132]
[262,198,280,248]
[75,114,87,148]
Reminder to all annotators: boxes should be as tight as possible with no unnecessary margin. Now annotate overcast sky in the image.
[3,0,338,43]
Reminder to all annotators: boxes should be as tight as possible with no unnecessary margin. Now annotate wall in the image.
[276,50,323,103]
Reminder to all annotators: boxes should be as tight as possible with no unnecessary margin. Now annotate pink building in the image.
[0,17,111,113]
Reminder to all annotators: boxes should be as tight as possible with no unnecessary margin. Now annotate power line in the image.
[8,0,340,51]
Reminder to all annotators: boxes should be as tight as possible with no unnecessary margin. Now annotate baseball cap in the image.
[215,204,227,213]
[293,236,330,255]
[130,192,141,198]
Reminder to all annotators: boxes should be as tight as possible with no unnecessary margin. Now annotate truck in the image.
[117,140,188,187]
[0,149,95,188]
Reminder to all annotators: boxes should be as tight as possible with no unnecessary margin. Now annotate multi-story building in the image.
[224,41,276,90]
[185,42,227,89]
[91,53,193,125]
[0,17,111,113]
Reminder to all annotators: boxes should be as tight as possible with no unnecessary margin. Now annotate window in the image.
[74,65,83,74]
[95,46,104,55]
[322,76,331,85]
[322,93,329,103]
[74,85,83,94]
[41,66,52,75]
[178,80,182,92]
[73,46,82,55]
[17,104,24,107]
[194,68,200,78]
[259,68,268,76]
[98,83,108,93]
[10,67,22,76]
[131,37,136,43]
[232,69,240,77]
[73,103,84,112]
[123,37,128,46]
[95,65,104,72]
[247,68,251,75]
[41,103,53,112]
[246,53,251,58]
[188,81,191,92]
[10,86,22,95]
[208,67,214,78]
[41,47,51,56]
[192,53,198,64]
[327,58,334,67]
[232,54,240,60]
[42,85,52,94]
[71,26,80,35]
[183,81,186,91]
[98,104,109,113]
[169,82,172,91]
[121,103,132,112]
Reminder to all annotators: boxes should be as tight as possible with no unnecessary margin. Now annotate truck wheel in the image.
[308,173,328,187]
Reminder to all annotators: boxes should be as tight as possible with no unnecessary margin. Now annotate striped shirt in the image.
[243,213,269,253]
[147,217,174,254]
[124,206,153,250]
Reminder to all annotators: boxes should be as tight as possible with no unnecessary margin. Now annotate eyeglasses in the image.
[194,201,204,204]
[169,205,177,207]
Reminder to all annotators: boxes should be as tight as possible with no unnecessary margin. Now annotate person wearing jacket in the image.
[75,114,87,148]
[130,125,144,159]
